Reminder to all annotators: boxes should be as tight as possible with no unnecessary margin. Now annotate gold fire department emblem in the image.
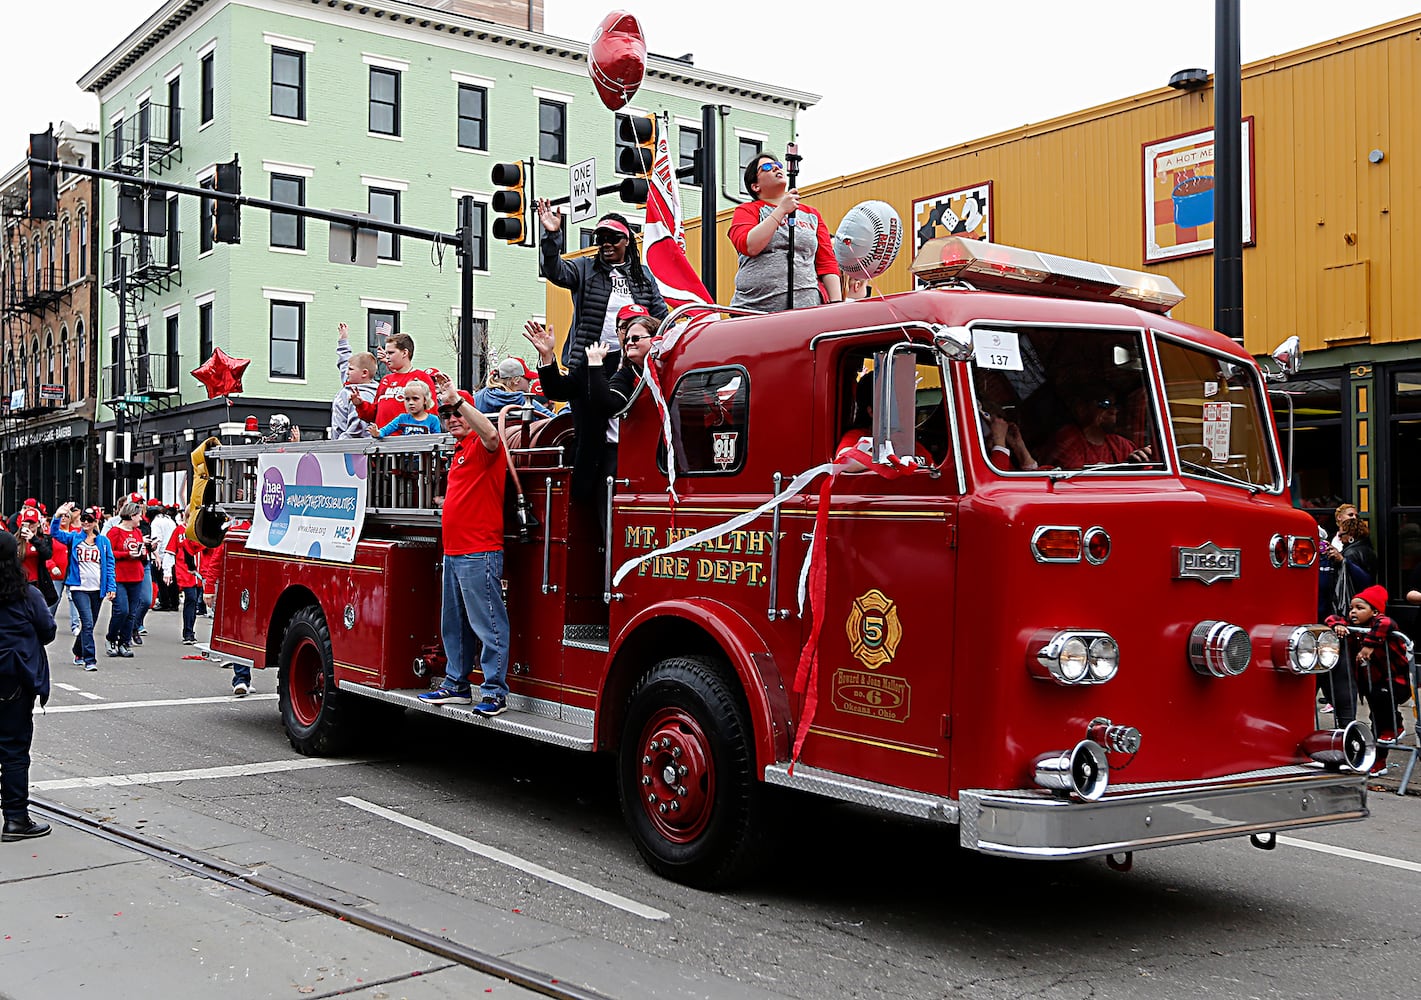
[846,589,902,669]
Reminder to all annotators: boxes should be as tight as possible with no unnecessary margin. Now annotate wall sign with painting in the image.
[913,182,992,283]
[1142,119,1255,263]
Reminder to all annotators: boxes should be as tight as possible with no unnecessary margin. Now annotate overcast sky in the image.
[3,1,1418,182]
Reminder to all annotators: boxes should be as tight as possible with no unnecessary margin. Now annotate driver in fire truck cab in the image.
[1047,385,1155,469]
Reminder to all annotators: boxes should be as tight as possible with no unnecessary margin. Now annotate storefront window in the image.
[1273,372,1345,525]
[1388,370,1421,625]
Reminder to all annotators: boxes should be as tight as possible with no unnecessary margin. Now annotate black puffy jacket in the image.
[539,231,667,371]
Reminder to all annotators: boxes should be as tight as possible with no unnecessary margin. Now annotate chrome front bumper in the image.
[958,765,1368,859]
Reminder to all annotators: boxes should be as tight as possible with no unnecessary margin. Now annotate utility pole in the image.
[114,254,128,502]
[1214,0,1244,344]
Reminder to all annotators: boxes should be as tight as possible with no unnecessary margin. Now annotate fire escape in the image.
[1,199,68,421]
[102,102,182,415]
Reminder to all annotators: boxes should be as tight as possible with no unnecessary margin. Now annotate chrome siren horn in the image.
[1301,721,1376,772]
[1034,740,1110,801]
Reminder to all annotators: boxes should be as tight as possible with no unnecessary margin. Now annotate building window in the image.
[45,332,55,384]
[457,83,487,150]
[369,188,400,261]
[199,176,214,254]
[166,196,180,263]
[165,313,180,390]
[167,76,181,142]
[271,48,305,121]
[138,100,151,146]
[77,208,88,278]
[679,126,701,184]
[33,236,42,289]
[200,52,214,125]
[270,301,305,378]
[458,199,488,271]
[198,300,213,363]
[367,310,399,377]
[75,318,85,399]
[738,138,763,195]
[369,67,400,136]
[538,99,566,164]
[270,174,305,250]
[60,326,70,387]
[62,218,71,284]
[136,322,151,392]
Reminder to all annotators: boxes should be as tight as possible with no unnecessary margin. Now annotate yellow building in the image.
[545,13,1421,611]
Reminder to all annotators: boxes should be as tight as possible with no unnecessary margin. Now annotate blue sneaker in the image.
[471,695,508,717]
[418,684,473,705]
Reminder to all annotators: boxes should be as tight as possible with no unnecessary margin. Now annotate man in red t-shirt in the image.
[350,331,438,430]
[418,374,510,716]
[104,501,148,657]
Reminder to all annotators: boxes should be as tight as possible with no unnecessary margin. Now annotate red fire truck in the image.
[204,237,1372,887]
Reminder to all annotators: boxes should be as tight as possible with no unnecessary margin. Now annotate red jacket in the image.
[166,530,206,589]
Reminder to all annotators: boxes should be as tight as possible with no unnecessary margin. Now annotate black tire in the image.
[618,656,764,888]
[277,606,352,756]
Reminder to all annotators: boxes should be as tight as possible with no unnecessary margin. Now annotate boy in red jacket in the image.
[1327,584,1414,775]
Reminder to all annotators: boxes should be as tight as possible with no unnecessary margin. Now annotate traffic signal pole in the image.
[115,254,128,502]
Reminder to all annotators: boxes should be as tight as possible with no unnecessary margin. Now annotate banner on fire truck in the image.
[248,452,368,562]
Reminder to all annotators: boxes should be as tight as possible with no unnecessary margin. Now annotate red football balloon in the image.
[191,346,252,399]
[588,10,646,111]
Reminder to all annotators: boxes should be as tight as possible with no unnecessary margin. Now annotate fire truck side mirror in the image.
[872,350,918,463]
[932,325,974,362]
[1270,335,1301,376]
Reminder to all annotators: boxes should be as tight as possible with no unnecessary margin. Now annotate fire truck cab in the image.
[206,238,1371,888]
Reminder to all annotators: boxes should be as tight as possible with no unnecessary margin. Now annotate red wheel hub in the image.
[288,637,325,727]
[635,708,714,843]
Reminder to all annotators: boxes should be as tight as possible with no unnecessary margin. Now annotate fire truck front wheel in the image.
[619,656,763,888]
[278,606,353,756]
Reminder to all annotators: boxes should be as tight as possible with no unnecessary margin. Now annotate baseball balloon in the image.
[588,11,646,111]
[834,200,904,280]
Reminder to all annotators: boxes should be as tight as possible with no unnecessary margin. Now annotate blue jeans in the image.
[232,660,252,689]
[132,563,154,631]
[441,551,509,699]
[71,590,102,665]
[107,580,145,646]
[182,585,200,640]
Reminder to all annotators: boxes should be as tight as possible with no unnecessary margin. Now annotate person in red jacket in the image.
[350,331,437,430]
[103,502,147,657]
[1327,584,1413,776]
[163,510,208,645]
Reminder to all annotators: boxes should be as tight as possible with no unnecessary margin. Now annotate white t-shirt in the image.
[599,264,634,348]
[73,538,102,591]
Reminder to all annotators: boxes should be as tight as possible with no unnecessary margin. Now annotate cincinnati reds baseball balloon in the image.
[834,200,904,280]
[588,11,646,111]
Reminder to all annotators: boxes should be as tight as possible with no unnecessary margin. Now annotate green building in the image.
[78,0,815,500]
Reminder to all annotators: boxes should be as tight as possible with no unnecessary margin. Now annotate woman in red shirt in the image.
[104,502,147,657]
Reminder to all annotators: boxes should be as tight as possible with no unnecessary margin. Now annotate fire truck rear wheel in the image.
[278,606,352,756]
[619,656,763,888]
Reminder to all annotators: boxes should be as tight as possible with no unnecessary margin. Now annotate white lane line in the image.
[54,683,105,701]
[340,795,670,922]
[1280,835,1421,874]
[34,757,372,791]
[41,693,278,714]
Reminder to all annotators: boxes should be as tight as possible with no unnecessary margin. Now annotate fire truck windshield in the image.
[1156,337,1283,492]
[970,325,1165,476]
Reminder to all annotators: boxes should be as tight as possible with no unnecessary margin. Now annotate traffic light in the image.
[490,160,527,243]
[617,112,656,206]
[27,127,58,220]
[213,156,241,244]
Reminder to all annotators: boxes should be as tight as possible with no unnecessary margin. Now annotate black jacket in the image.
[539,357,622,503]
[0,582,54,704]
[539,231,667,371]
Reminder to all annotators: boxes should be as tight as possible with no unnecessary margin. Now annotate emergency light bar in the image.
[910,238,1186,314]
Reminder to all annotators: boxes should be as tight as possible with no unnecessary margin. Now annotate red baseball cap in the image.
[128,492,145,504]
[17,507,41,525]
[617,303,650,323]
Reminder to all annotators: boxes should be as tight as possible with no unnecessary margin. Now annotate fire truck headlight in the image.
[1189,620,1252,677]
[1316,629,1342,669]
[1031,630,1119,685]
[1087,636,1120,681]
[1268,625,1337,675]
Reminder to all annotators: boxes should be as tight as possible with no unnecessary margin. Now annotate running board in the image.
[340,681,595,751]
[763,762,959,824]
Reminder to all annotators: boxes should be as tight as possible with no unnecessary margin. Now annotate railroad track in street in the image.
[30,795,613,1000]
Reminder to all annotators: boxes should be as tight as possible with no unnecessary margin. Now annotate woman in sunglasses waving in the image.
[728,153,842,312]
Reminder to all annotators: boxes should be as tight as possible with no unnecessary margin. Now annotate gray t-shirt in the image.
[730,204,825,313]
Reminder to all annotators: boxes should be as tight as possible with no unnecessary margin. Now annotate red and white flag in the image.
[642,121,712,312]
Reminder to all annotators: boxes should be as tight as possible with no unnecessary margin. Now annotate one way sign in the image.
[569,157,597,224]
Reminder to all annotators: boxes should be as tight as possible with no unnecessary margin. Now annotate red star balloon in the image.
[588,10,646,111]
[191,347,252,400]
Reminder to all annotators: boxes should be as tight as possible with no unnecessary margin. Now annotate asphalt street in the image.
[3,599,1421,1000]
